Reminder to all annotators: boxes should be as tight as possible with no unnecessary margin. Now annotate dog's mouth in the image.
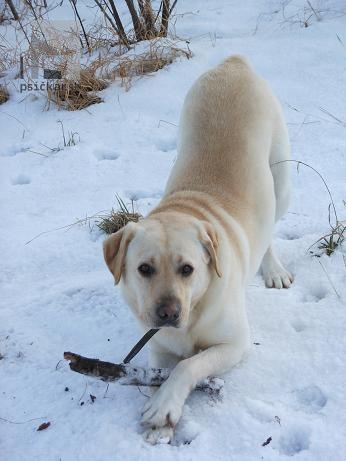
[154,319,181,328]
[138,301,189,330]
[142,313,186,330]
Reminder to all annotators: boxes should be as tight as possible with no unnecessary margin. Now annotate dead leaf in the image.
[37,422,51,431]
[262,437,272,447]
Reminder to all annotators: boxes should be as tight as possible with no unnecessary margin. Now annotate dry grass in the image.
[0,36,18,75]
[0,84,9,104]
[44,39,191,109]
[46,68,108,111]
[96,196,142,234]
[79,69,108,91]
[92,38,192,91]
[114,42,191,91]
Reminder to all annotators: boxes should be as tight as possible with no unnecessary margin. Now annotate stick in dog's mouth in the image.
[122,328,159,364]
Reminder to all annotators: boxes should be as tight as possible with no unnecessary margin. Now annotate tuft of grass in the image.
[0,84,9,104]
[96,196,142,234]
[58,120,79,147]
[310,215,345,257]
[308,199,345,257]
[46,69,108,111]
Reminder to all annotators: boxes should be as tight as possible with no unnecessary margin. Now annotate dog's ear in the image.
[103,222,137,284]
[199,221,222,278]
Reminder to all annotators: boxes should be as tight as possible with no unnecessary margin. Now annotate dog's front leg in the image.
[141,339,249,444]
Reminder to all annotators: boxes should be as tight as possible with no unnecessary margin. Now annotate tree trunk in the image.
[160,0,170,36]
[124,0,144,40]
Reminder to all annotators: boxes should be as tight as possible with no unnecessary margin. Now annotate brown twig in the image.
[69,0,91,52]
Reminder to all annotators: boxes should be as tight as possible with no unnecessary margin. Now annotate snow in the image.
[1,0,346,459]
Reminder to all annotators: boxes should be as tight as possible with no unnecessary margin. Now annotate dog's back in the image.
[165,55,282,219]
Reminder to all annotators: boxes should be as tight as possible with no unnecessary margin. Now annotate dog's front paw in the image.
[141,383,184,429]
[142,425,174,445]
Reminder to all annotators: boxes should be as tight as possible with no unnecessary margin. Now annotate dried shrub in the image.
[0,85,9,104]
[46,69,108,111]
[0,39,18,75]
[97,39,191,91]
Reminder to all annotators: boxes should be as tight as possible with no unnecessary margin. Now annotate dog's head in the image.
[103,215,221,329]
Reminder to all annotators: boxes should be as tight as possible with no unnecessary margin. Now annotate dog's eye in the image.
[138,264,155,277]
[180,264,194,277]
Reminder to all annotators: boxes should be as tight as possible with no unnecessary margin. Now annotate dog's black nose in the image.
[156,297,181,326]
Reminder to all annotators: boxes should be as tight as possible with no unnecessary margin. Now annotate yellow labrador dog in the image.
[103,55,293,444]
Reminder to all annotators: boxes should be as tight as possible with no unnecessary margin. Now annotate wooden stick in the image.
[123,328,159,363]
[64,351,224,397]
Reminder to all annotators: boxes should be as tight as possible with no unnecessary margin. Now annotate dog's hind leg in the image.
[261,114,293,289]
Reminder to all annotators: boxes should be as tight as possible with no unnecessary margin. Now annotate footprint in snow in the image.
[294,385,327,413]
[279,424,311,456]
[302,286,328,303]
[155,136,177,152]
[11,174,31,185]
[280,232,301,240]
[93,149,119,161]
[290,318,306,332]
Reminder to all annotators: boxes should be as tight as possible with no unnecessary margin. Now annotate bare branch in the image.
[69,0,91,52]
[169,0,178,16]
[5,0,31,46]
[4,0,19,20]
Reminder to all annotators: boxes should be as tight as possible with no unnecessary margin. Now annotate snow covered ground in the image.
[1,1,346,459]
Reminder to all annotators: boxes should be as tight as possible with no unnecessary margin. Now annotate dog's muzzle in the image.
[155,296,181,327]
